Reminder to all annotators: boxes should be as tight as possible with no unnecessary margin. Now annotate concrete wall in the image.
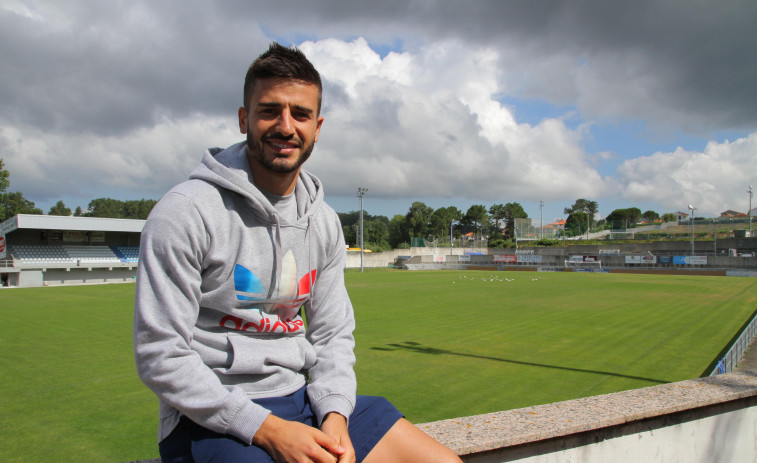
[462,398,757,462]
[419,371,757,463]
[128,372,757,463]
[42,267,137,286]
[9,264,138,287]
[345,247,486,268]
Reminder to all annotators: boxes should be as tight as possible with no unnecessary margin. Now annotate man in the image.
[134,43,462,463]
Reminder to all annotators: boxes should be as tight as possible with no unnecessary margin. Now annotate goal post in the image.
[564,260,602,269]
[608,231,635,240]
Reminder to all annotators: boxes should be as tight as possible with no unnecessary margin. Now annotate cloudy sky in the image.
[2,0,756,223]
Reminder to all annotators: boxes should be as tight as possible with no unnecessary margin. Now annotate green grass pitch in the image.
[1,271,756,462]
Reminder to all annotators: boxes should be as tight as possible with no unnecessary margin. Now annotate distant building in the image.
[674,211,689,223]
[720,210,749,219]
[543,219,566,231]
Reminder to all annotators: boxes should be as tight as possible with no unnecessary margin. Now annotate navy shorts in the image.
[158,386,403,463]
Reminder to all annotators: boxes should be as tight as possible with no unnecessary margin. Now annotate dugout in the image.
[0,214,145,288]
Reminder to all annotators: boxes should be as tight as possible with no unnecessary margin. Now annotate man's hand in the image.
[320,413,355,463]
[253,414,346,462]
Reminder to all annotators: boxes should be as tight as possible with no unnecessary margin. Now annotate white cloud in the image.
[1,115,240,207]
[301,38,606,204]
[617,133,757,216]
[3,0,754,221]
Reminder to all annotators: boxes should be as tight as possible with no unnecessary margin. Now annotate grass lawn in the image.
[1,271,756,462]
[349,271,757,422]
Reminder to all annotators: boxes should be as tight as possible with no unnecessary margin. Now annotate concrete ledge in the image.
[417,370,757,461]
[128,369,757,462]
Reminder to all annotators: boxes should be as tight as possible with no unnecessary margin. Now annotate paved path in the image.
[735,336,757,374]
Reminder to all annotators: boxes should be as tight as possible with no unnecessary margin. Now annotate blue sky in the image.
[2,0,755,224]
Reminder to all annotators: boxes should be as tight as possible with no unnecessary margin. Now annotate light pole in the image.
[748,186,753,236]
[357,188,367,272]
[540,201,544,240]
[712,218,717,255]
[585,208,590,240]
[688,204,696,256]
[449,220,458,255]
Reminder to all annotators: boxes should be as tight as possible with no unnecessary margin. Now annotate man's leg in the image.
[363,418,463,463]
[158,389,313,463]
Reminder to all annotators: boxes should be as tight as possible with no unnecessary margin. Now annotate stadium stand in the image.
[9,244,72,264]
[1,214,145,287]
[112,245,140,263]
[7,244,138,265]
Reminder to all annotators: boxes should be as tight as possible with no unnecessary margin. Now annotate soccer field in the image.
[348,271,757,423]
[1,271,756,462]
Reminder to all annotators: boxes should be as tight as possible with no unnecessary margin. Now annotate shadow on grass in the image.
[372,341,668,385]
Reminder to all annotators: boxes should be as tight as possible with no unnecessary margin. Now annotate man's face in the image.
[239,77,324,175]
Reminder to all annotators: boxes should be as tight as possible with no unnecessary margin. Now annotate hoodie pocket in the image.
[226,332,317,376]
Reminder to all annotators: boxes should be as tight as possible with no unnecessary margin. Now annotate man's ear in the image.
[238,107,248,134]
[314,115,324,143]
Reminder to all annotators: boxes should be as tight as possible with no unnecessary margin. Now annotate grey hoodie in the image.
[133,141,356,444]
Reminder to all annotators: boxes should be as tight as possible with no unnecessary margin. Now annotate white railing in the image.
[710,310,757,375]
[710,315,757,376]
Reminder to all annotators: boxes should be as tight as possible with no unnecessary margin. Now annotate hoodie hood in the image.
[188,141,325,226]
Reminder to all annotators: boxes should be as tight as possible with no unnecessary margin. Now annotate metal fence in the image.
[710,310,757,376]
[514,218,560,241]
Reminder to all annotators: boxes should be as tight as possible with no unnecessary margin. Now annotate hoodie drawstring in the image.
[271,214,284,298]
[306,216,315,300]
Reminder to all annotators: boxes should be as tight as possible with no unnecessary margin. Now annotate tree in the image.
[363,218,389,250]
[626,207,642,225]
[0,191,43,221]
[564,211,589,237]
[405,201,434,238]
[123,199,158,219]
[564,199,598,233]
[463,205,490,239]
[338,210,390,247]
[662,213,676,223]
[0,160,43,221]
[606,207,643,229]
[488,204,507,231]
[74,206,83,217]
[564,198,598,216]
[48,200,72,216]
[85,197,125,218]
[388,214,409,248]
[642,210,660,223]
[606,209,632,229]
[502,202,528,238]
[82,197,158,219]
[429,206,463,240]
[0,159,9,193]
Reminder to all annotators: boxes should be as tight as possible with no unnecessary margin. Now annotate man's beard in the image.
[247,132,314,174]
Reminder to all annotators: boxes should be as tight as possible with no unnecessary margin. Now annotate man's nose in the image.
[275,109,295,135]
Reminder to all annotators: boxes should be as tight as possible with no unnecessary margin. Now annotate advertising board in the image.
[517,255,543,263]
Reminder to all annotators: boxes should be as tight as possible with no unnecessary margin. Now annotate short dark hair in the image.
[243,42,322,113]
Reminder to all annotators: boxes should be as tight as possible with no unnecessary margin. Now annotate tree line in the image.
[341,198,675,251]
[337,201,529,251]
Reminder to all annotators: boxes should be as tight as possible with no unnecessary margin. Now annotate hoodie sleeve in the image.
[305,214,358,424]
[133,190,269,443]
